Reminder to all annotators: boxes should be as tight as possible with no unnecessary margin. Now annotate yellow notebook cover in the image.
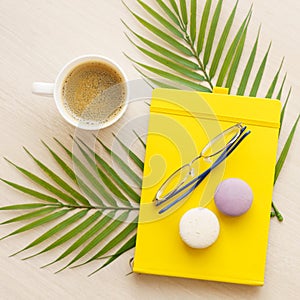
[133,88,281,285]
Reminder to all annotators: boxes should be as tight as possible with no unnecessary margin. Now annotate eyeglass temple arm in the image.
[192,130,251,191]
[164,129,250,199]
[163,126,248,200]
[158,130,251,214]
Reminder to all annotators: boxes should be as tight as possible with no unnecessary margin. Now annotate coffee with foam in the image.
[61,61,126,125]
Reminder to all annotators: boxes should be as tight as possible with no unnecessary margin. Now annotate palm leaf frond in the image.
[14,209,89,257]
[0,207,58,225]
[78,138,140,203]
[37,211,103,263]
[42,141,104,205]
[1,132,142,272]
[0,203,49,211]
[23,147,91,206]
[123,1,193,56]
[57,210,127,272]
[0,209,70,241]
[190,0,197,44]
[274,115,300,184]
[4,158,78,206]
[203,0,223,67]
[0,178,59,204]
[225,20,248,91]
[216,8,251,86]
[137,0,183,38]
[279,87,292,135]
[89,234,136,276]
[249,42,272,97]
[237,26,260,95]
[265,58,284,99]
[54,138,116,206]
[156,0,181,27]
[125,34,204,81]
[197,0,212,54]
[209,0,238,79]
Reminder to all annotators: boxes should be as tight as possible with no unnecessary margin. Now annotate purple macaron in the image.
[214,178,253,216]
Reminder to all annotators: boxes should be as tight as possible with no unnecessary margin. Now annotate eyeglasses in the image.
[154,123,251,214]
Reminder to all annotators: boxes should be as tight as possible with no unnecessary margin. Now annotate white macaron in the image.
[179,207,220,249]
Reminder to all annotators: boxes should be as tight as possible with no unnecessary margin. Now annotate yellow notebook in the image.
[133,88,281,285]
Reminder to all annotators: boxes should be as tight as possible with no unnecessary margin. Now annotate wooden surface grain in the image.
[0,0,299,299]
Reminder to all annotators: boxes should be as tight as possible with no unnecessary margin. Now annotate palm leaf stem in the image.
[172,4,215,89]
[55,204,139,211]
[272,202,283,222]
[185,34,214,90]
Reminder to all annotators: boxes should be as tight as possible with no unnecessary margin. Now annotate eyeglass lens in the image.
[201,125,241,158]
[157,164,191,200]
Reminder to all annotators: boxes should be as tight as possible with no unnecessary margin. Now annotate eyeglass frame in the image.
[154,123,251,214]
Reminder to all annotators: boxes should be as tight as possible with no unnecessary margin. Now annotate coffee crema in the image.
[61,61,126,124]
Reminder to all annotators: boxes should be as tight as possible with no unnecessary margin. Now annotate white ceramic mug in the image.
[32,54,128,130]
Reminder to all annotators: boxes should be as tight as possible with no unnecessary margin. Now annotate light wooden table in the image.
[0,0,299,299]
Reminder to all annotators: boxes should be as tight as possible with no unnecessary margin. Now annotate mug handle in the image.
[32,82,55,96]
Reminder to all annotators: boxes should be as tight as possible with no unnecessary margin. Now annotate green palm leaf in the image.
[274,115,300,184]
[122,21,199,70]
[249,42,272,97]
[23,147,91,206]
[112,133,144,171]
[190,0,197,44]
[137,0,183,38]
[0,203,49,211]
[279,87,292,135]
[1,130,142,271]
[197,0,212,54]
[14,209,88,257]
[168,0,180,18]
[135,66,179,90]
[155,0,181,27]
[133,130,146,149]
[33,211,102,263]
[0,207,58,225]
[225,22,248,91]
[42,141,104,205]
[237,26,260,95]
[203,0,223,67]
[0,209,70,241]
[78,137,140,203]
[74,217,138,268]
[276,73,287,100]
[124,54,210,92]
[179,0,188,26]
[216,9,251,86]
[90,234,136,275]
[58,210,128,272]
[54,211,116,272]
[73,139,132,206]
[123,1,193,56]
[125,34,204,81]
[0,178,59,204]
[265,58,284,99]
[209,1,238,79]
[4,158,78,206]
[55,138,116,206]
[95,135,143,187]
